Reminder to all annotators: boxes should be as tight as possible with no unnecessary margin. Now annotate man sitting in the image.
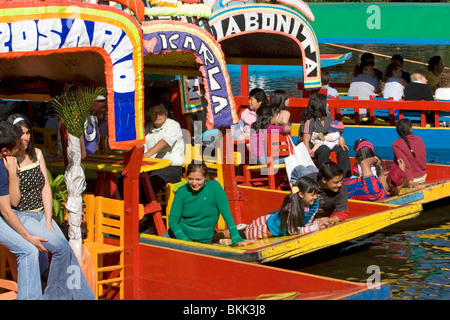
[344,157,406,201]
[143,100,185,194]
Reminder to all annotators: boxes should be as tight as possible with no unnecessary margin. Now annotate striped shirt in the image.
[344,175,388,201]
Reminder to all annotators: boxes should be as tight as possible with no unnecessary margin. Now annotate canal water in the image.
[228,44,450,300]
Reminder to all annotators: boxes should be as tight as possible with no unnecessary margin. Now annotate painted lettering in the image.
[182,35,196,51]
[62,19,90,48]
[92,22,123,54]
[113,59,135,93]
[11,20,37,52]
[245,12,259,32]
[198,42,215,66]
[38,19,62,50]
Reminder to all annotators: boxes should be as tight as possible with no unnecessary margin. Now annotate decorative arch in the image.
[208,4,322,88]
[0,2,144,150]
[142,21,238,129]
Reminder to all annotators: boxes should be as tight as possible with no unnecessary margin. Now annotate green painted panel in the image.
[308,3,450,45]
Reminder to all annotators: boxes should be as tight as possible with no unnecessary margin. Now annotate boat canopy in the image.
[309,3,450,45]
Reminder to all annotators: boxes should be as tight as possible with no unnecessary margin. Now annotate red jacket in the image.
[392,134,427,182]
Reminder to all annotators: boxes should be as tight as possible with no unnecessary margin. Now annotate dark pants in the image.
[315,144,352,178]
[146,165,183,195]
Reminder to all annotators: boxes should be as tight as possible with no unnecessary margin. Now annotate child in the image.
[352,139,383,177]
[309,120,345,157]
[392,118,427,187]
[216,176,325,242]
[269,90,291,133]
[320,70,339,97]
[233,88,268,139]
[249,105,287,165]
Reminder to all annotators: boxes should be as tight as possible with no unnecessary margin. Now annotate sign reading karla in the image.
[143,22,237,129]
[209,5,321,88]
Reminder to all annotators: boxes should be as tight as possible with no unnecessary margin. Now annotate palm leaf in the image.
[51,86,106,138]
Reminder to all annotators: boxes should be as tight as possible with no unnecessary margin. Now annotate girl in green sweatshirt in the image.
[168,162,244,245]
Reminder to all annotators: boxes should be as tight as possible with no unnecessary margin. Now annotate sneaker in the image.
[236,224,248,230]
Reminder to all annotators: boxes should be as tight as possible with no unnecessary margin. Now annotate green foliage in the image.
[47,170,67,224]
[51,86,105,138]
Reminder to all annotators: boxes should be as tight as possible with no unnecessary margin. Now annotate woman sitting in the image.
[167,162,247,245]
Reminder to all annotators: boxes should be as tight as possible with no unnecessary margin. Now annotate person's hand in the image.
[236,239,257,246]
[408,181,419,188]
[25,234,48,252]
[46,219,55,232]
[3,156,18,174]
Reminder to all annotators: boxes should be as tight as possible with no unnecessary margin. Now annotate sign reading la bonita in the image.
[209,6,321,88]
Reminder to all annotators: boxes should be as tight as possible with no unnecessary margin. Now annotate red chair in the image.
[242,132,293,190]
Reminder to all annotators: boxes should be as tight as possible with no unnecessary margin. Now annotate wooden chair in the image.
[0,279,17,300]
[243,132,293,190]
[84,196,125,300]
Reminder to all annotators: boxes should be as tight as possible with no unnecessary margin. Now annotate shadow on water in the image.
[266,198,450,300]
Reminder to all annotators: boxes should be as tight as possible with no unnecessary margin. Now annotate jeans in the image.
[0,216,42,300]
[290,165,319,185]
[15,210,94,300]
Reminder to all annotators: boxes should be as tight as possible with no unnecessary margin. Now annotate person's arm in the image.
[4,156,20,207]
[167,189,191,241]
[360,157,380,178]
[143,139,169,158]
[0,195,48,251]
[38,150,55,232]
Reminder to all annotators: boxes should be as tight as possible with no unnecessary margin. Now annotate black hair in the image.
[428,56,442,71]
[317,161,344,182]
[353,138,384,175]
[0,121,23,152]
[251,105,273,132]
[396,118,415,158]
[301,93,328,122]
[6,114,37,162]
[249,88,268,105]
[278,176,318,234]
[361,52,375,63]
[321,70,331,85]
[268,90,288,116]
[186,161,209,179]
[391,54,404,64]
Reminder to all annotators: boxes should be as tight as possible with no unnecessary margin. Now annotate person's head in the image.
[411,69,428,83]
[391,54,404,68]
[301,93,328,122]
[361,52,375,65]
[358,61,375,77]
[439,69,450,88]
[5,114,37,161]
[396,118,415,158]
[252,105,273,132]
[317,161,344,192]
[268,90,289,114]
[91,95,107,118]
[186,162,209,191]
[321,70,331,86]
[248,88,268,112]
[383,63,402,82]
[147,100,169,128]
[0,121,23,158]
[428,56,443,74]
[353,140,384,176]
[279,176,318,233]
[328,120,344,134]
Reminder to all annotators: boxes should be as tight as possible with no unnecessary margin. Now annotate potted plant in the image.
[48,170,69,237]
[52,86,105,257]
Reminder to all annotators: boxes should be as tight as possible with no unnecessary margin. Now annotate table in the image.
[46,154,172,235]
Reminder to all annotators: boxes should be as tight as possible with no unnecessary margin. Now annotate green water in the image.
[268,200,450,300]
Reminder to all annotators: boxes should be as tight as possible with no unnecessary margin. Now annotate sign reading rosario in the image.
[0,15,143,149]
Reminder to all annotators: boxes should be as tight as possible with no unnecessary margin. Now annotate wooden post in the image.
[123,145,143,300]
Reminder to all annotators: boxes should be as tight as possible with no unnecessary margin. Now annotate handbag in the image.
[285,135,317,185]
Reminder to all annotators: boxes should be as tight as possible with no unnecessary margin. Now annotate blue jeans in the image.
[0,216,42,300]
[15,210,94,300]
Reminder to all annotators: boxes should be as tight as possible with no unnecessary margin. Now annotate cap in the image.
[388,163,405,187]
[329,120,345,132]
[95,95,106,101]
[356,141,374,151]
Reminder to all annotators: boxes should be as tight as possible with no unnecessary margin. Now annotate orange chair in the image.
[0,279,17,300]
[243,132,293,190]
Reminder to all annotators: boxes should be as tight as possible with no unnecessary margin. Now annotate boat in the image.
[0,0,393,300]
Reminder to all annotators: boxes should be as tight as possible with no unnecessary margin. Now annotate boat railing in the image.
[234,95,450,128]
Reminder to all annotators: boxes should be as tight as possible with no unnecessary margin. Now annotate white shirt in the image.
[435,88,450,100]
[382,77,404,100]
[144,118,185,167]
[321,86,339,97]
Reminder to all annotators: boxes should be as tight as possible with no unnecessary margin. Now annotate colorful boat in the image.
[0,0,394,300]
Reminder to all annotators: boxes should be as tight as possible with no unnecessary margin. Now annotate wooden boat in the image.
[0,0,394,301]
[141,198,422,263]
